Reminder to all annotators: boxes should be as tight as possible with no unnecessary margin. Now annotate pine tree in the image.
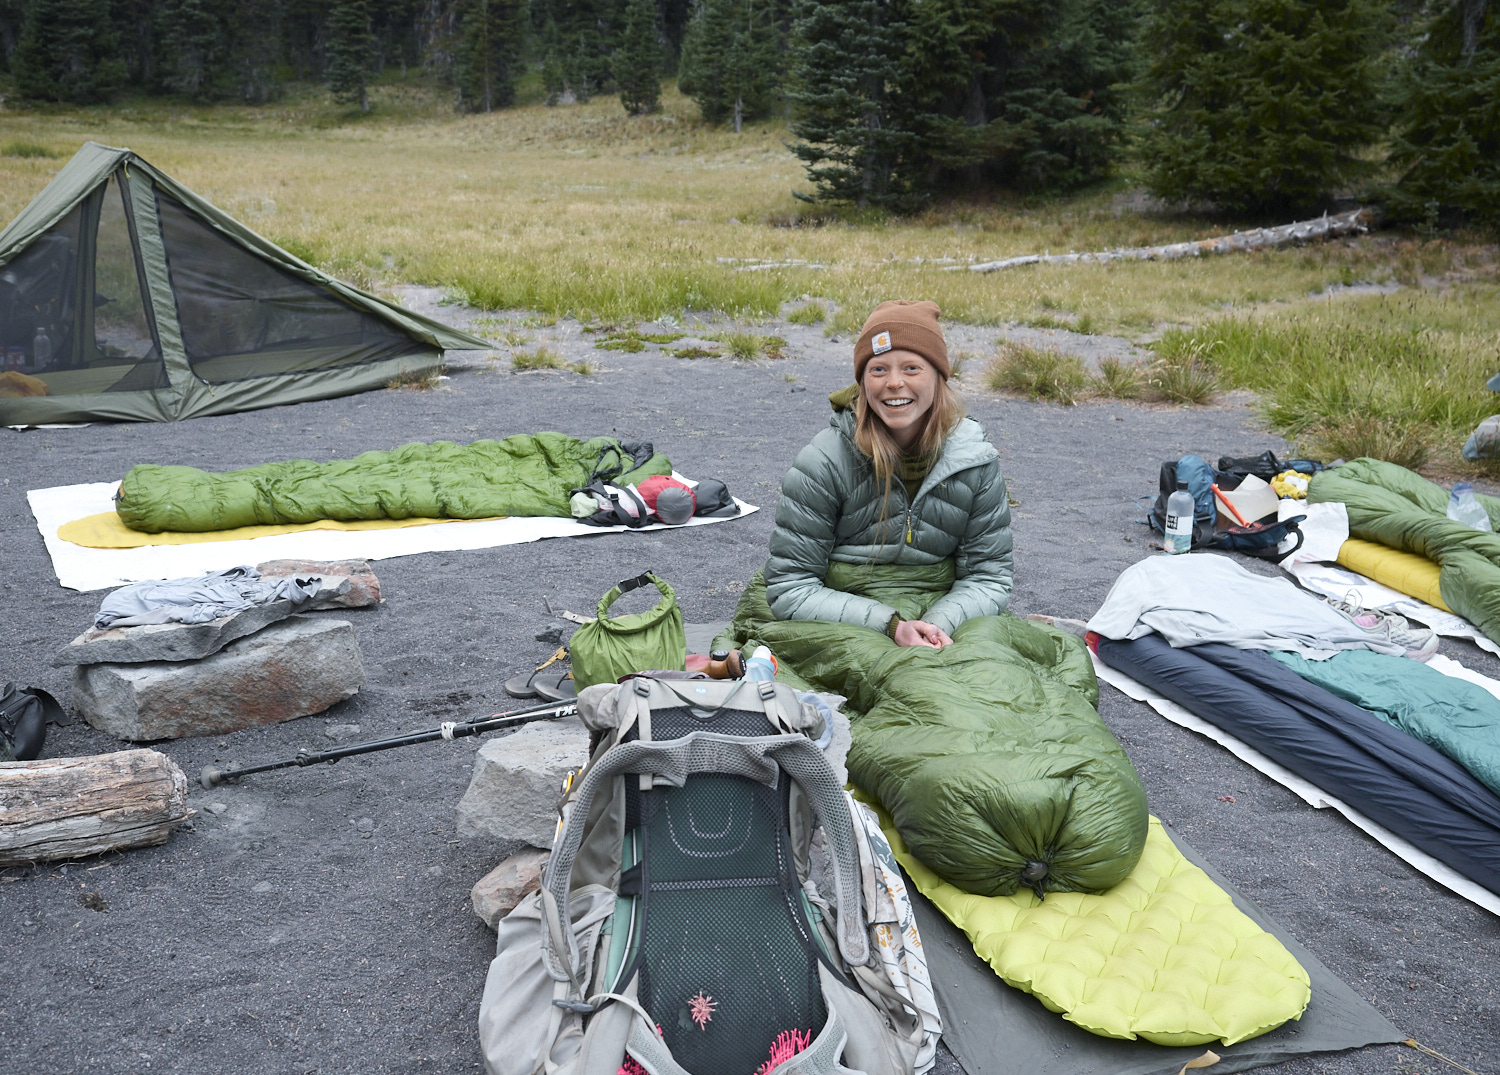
[895,0,1139,192]
[787,0,918,207]
[540,0,620,100]
[613,0,662,113]
[1138,0,1392,215]
[679,0,783,130]
[155,0,223,98]
[14,0,127,102]
[327,0,378,111]
[456,0,526,112]
[1387,0,1500,232]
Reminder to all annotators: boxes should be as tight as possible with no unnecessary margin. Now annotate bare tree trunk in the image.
[734,94,743,133]
[1463,0,1489,61]
[0,750,193,865]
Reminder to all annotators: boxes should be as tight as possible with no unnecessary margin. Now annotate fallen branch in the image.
[952,208,1373,273]
[0,749,192,865]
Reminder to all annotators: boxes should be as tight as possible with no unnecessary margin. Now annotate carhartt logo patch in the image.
[872,331,892,354]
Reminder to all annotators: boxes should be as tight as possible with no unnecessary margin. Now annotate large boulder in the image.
[72,616,364,740]
[455,717,590,847]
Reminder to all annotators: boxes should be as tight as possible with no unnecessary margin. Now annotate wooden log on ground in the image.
[954,207,1374,273]
[0,749,192,865]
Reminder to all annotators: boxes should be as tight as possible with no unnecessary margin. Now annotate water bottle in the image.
[31,326,52,369]
[1447,482,1493,532]
[744,645,778,681]
[1164,479,1195,554]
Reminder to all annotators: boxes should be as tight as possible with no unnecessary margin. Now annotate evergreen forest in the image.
[0,0,1495,225]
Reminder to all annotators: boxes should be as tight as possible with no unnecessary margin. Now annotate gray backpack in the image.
[478,675,939,1075]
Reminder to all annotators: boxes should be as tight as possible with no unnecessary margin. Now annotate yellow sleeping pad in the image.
[1336,537,1450,612]
[57,510,503,549]
[883,811,1310,1046]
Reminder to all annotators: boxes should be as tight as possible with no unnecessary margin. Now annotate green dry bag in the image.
[569,572,686,690]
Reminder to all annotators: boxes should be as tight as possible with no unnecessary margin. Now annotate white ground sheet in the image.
[1091,652,1500,918]
[1287,559,1500,657]
[29,481,759,593]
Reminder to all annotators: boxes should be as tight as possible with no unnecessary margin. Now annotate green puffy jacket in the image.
[1308,458,1500,642]
[116,434,672,533]
[765,396,1013,635]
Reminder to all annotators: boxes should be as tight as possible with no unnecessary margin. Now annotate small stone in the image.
[426,866,443,877]
[1396,959,1406,968]
[471,847,548,929]
[252,881,272,893]
[355,817,374,832]
[71,617,365,741]
[455,717,590,847]
[256,560,381,608]
[324,723,362,741]
[205,802,227,815]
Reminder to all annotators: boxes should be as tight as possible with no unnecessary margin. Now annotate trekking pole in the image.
[198,698,579,789]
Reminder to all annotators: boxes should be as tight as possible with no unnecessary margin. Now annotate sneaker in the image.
[1325,593,1440,662]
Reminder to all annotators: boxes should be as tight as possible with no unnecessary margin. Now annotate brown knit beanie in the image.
[854,300,949,381]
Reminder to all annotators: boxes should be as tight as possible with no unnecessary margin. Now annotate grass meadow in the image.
[2,80,1497,468]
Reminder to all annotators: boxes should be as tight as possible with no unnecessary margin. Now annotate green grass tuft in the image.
[512,346,564,370]
[2,140,60,158]
[1144,346,1217,405]
[787,301,827,324]
[985,342,1089,405]
[1097,357,1142,399]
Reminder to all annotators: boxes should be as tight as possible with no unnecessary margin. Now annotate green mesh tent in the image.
[0,141,490,424]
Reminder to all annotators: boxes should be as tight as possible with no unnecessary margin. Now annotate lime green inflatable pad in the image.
[884,809,1310,1046]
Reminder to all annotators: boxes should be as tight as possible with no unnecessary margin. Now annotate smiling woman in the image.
[763,300,1012,647]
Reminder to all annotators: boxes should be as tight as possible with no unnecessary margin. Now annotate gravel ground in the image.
[1,303,1495,1075]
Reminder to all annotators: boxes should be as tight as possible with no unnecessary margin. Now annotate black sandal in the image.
[504,646,570,700]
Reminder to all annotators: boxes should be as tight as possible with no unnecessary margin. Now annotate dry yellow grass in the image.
[0,83,1494,334]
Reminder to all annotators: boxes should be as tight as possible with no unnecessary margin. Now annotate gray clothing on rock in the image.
[1086,553,1405,660]
[95,566,331,629]
[764,405,1013,636]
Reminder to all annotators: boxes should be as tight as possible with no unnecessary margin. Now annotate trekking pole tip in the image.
[200,765,227,789]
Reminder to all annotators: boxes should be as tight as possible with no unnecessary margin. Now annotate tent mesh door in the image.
[153,188,435,384]
[0,171,167,395]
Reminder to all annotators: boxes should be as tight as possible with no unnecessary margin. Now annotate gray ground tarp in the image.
[917,822,1404,1075]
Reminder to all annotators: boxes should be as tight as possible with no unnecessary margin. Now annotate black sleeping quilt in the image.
[1095,635,1500,895]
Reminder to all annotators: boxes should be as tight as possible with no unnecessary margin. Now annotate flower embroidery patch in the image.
[688,992,717,1029]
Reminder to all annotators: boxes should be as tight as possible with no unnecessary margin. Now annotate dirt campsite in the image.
[3,74,1500,1075]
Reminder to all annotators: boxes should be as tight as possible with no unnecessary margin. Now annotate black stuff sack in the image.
[1,684,65,762]
[1211,515,1306,560]
[691,477,740,518]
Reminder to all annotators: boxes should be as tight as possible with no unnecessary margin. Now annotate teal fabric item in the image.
[1267,649,1500,797]
[116,434,672,533]
[724,564,1149,899]
[765,396,1013,636]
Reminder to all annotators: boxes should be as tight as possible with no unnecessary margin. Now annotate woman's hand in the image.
[893,619,953,648]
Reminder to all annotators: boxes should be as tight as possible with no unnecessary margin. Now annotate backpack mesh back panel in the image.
[622,700,827,1075]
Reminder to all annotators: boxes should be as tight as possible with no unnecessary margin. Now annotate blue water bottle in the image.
[743,645,778,681]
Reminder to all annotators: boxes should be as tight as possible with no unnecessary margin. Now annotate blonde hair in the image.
[853,375,965,501]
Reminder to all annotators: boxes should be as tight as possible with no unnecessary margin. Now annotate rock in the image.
[324,723,362,741]
[205,802,227,815]
[72,616,364,741]
[471,846,548,929]
[55,576,353,667]
[252,880,272,893]
[257,560,381,609]
[455,717,590,847]
[55,600,302,667]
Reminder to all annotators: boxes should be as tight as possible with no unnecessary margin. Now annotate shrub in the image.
[512,346,564,370]
[985,342,1089,405]
[1097,357,1142,399]
[1,140,60,158]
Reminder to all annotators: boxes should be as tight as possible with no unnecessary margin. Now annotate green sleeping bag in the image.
[115,434,672,533]
[1308,458,1500,642]
[723,563,1149,897]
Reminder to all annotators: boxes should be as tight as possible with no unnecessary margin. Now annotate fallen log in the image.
[0,749,192,865]
[952,207,1373,273]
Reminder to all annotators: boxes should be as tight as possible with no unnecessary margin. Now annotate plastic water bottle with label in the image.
[1447,482,1493,531]
[1164,479,1195,554]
